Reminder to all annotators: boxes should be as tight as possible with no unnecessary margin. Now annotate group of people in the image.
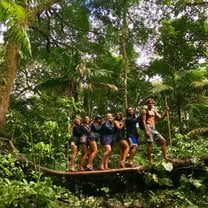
[68,98,169,172]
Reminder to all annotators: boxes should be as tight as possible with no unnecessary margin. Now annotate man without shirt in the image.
[141,98,169,164]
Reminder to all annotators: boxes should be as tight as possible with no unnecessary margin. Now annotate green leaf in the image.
[190,179,203,188]
[162,162,173,172]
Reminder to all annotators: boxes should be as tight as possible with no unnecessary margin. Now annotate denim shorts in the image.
[100,135,114,146]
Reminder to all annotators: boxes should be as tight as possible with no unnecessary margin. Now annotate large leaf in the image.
[0,0,31,54]
[162,162,173,172]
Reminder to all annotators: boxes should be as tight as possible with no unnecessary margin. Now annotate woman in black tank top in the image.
[114,112,130,168]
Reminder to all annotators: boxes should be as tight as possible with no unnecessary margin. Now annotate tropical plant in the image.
[0,0,65,134]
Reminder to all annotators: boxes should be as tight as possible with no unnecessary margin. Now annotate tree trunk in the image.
[0,40,20,134]
[172,73,182,131]
[120,8,129,110]
[0,0,62,135]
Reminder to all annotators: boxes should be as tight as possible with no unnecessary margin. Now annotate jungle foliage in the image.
[0,0,208,207]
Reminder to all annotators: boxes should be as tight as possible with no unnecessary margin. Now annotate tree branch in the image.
[30,24,78,51]
[29,0,63,24]
[186,2,208,7]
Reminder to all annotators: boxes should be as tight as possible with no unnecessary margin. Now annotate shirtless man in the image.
[141,98,169,164]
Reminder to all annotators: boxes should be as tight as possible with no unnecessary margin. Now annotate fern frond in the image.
[0,1,26,20]
[0,1,30,54]
[8,25,31,55]
[87,67,113,79]
[191,80,208,89]
[100,83,118,91]
[151,81,172,94]
[84,82,118,91]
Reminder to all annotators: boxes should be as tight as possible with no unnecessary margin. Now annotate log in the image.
[39,166,145,177]
[1,137,208,194]
[0,137,145,176]
[0,137,207,178]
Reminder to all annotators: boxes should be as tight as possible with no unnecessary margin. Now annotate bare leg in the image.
[119,140,130,167]
[100,145,111,170]
[70,144,78,171]
[147,142,152,164]
[79,143,88,170]
[118,147,123,166]
[128,145,138,165]
[158,136,169,161]
[87,140,98,169]
[105,155,110,169]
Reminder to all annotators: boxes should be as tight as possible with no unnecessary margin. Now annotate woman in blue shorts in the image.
[125,107,140,167]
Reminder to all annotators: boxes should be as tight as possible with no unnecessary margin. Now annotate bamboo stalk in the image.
[165,97,172,148]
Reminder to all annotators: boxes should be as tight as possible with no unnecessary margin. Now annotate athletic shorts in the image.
[128,136,139,147]
[146,125,162,143]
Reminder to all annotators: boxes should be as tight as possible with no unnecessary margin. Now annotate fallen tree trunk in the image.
[0,137,145,176]
[1,137,208,194]
[1,137,207,176]
[187,128,208,137]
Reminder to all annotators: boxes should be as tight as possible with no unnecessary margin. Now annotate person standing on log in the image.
[100,113,114,170]
[114,112,130,168]
[86,115,102,171]
[69,118,82,172]
[125,107,140,167]
[141,98,169,164]
[79,116,91,171]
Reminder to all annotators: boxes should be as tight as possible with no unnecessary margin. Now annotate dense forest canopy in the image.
[0,0,208,207]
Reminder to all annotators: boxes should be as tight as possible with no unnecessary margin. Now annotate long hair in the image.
[115,112,122,121]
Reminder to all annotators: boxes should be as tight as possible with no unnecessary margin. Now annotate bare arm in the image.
[155,106,169,120]
[141,109,148,132]
[114,120,124,130]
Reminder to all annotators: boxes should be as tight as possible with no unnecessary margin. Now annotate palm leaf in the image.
[188,96,208,107]
[0,1,26,21]
[177,69,206,89]
[100,83,118,91]
[84,82,118,91]
[0,1,31,55]
[86,67,113,79]
[151,81,172,95]
[8,26,31,55]
[190,80,208,89]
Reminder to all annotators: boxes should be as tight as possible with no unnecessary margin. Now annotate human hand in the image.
[145,130,150,137]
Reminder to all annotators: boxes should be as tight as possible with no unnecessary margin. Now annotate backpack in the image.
[138,109,148,130]
[138,114,145,130]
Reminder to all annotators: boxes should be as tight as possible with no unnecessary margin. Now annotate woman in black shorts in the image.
[125,107,140,167]
[69,118,82,171]
[79,116,91,171]
[86,115,102,171]
[114,112,130,168]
